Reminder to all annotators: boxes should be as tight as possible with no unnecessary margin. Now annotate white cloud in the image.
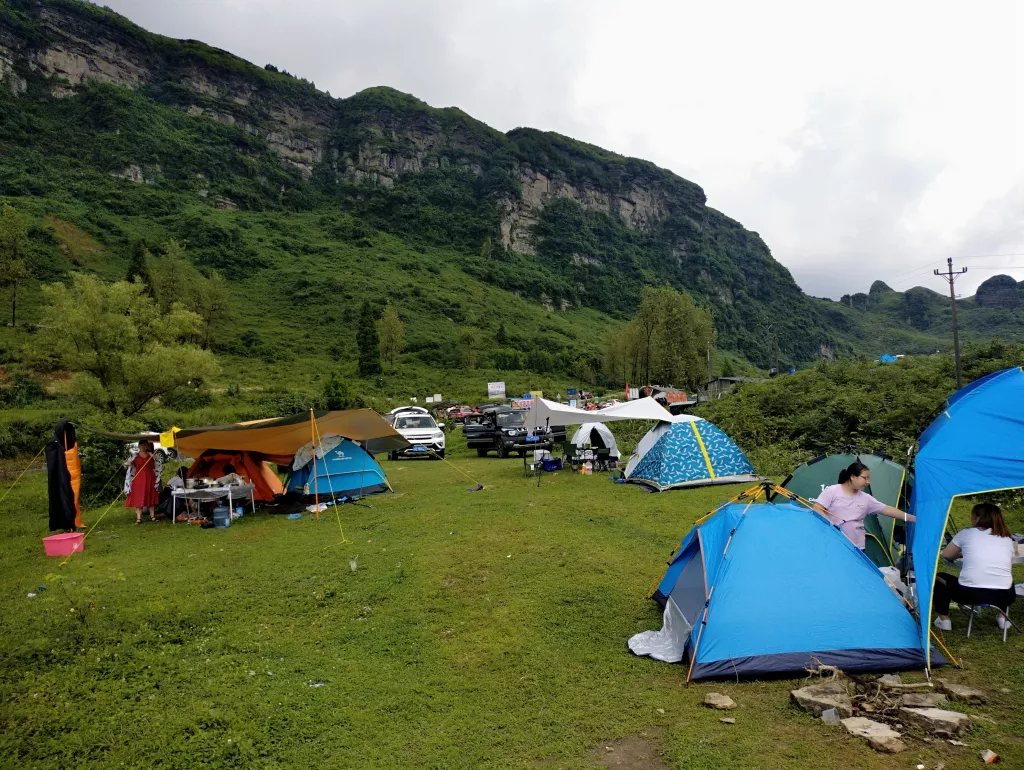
[100,0,1024,298]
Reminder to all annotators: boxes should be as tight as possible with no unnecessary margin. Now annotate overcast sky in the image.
[99,0,1024,299]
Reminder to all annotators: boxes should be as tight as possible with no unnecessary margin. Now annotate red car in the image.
[446,405,479,422]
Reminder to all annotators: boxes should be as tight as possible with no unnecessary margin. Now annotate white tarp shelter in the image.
[569,423,622,458]
[524,396,678,429]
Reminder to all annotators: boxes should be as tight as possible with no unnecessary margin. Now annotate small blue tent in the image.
[912,366,1024,668]
[286,439,390,499]
[631,499,935,679]
[880,354,899,363]
[624,419,758,491]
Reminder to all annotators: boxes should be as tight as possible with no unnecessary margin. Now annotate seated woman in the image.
[816,461,915,551]
[933,502,1016,631]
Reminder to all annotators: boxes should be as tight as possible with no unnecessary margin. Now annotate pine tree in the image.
[0,204,30,326]
[125,239,152,288]
[356,301,382,376]
[377,302,404,370]
[496,322,507,346]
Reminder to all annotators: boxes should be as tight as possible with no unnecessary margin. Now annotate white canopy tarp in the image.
[524,396,677,429]
[569,423,621,458]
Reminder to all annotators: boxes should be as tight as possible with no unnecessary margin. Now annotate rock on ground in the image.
[935,680,987,705]
[790,681,853,718]
[902,693,949,708]
[703,693,737,710]
[841,717,907,753]
[899,707,972,737]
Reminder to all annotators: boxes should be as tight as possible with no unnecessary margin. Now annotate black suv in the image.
[463,405,566,458]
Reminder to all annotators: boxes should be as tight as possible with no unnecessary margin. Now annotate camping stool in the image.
[962,604,1018,642]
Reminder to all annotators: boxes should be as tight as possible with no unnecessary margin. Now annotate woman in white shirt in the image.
[933,502,1016,631]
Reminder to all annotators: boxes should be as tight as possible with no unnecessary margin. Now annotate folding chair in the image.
[562,442,581,471]
[962,603,1018,643]
[595,448,611,472]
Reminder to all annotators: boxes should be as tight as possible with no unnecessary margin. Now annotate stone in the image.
[935,680,987,705]
[902,693,948,708]
[840,717,907,753]
[703,693,736,710]
[899,707,971,738]
[719,717,736,724]
[790,681,853,718]
[878,673,902,686]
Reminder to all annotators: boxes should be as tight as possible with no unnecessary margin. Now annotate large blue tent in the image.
[632,499,934,679]
[625,420,758,491]
[911,366,1024,668]
[286,438,390,499]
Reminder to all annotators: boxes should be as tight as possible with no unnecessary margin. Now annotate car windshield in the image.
[395,415,437,430]
[496,411,526,427]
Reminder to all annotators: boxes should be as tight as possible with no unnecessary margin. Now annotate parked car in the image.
[389,412,446,459]
[463,405,565,458]
[128,437,178,463]
[446,405,479,423]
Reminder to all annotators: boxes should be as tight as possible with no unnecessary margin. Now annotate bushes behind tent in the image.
[694,340,1024,476]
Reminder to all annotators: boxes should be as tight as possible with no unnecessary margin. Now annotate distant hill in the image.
[0,0,1021,385]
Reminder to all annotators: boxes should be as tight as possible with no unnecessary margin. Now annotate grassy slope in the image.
[1,448,1022,768]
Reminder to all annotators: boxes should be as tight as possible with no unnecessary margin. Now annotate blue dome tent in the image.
[624,419,758,491]
[286,438,390,500]
[912,366,1024,669]
[630,489,937,680]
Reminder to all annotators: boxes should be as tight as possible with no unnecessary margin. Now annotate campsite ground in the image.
[1,449,1023,769]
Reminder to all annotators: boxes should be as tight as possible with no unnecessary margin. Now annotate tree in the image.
[195,270,230,349]
[125,239,152,288]
[458,329,478,369]
[35,274,219,415]
[0,204,30,326]
[377,302,404,369]
[356,301,382,376]
[323,371,357,409]
[496,322,507,346]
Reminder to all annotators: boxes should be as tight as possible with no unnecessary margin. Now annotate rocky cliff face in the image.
[975,274,1020,310]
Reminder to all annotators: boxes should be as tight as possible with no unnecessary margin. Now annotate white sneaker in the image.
[996,614,1010,630]
[933,616,952,631]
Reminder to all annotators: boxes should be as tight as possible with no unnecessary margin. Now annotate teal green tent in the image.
[777,452,912,567]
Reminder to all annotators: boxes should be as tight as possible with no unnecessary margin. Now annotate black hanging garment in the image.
[46,420,82,531]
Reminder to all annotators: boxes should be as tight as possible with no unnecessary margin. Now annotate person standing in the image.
[815,461,915,550]
[124,440,161,524]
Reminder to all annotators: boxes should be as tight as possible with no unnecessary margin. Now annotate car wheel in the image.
[155,449,167,464]
[476,448,488,457]
[496,442,508,459]
[437,449,446,460]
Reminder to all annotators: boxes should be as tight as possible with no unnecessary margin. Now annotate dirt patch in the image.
[593,736,671,770]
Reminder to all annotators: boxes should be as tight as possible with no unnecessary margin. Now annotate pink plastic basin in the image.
[42,532,84,557]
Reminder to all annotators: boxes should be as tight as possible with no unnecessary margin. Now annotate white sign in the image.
[487,381,506,399]
[425,396,434,403]
[433,393,442,402]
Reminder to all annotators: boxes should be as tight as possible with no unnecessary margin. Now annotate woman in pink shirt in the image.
[815,461,915,551]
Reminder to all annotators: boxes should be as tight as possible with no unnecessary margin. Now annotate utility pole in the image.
[706,339,713,384]
[934,257,967,389]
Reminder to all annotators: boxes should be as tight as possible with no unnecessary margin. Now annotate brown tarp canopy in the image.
[174,409,410,457]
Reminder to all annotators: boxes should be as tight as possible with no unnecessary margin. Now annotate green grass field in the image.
[1,448,1023,769]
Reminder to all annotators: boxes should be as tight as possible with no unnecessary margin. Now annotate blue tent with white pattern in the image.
[286,438,389,500]
[629,497,938,679]
[624,419,758,491]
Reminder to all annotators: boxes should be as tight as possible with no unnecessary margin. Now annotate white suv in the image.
[389,412,446,459]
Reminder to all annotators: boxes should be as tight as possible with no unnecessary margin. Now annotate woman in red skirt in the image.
[124,440,161,523]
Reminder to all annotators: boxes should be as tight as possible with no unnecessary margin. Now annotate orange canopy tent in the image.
[174,409,409,458]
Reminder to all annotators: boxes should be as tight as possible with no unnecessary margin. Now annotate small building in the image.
[702,376,767,400]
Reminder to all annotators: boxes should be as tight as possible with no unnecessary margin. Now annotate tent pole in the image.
[310,408,319,520]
